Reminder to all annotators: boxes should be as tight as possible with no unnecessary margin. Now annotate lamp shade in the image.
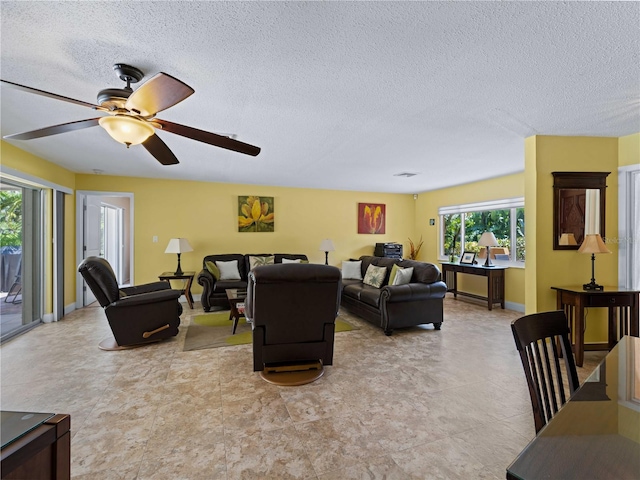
[99,115,155,146]
[165,238,193,254]
[559,233,578,246]
[319,239,335,252]
[578,234,611,255]
[478,232,499,247]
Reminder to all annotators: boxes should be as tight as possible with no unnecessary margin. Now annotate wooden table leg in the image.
[184,277,194,309]
[487,271,494,311]
[574,296,585,367]
[631,293,639,337]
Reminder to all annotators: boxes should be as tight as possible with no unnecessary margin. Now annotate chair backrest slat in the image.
[512,310,580,434]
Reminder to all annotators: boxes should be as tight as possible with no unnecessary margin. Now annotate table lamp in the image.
[478,232,499,267]
[319,239,335,265]
[165,238,193,275]
[578,234,610,291]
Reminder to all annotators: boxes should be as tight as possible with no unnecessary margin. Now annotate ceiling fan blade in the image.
[155,119,261,156]
[125,73,194,117]
[142,133,179,165]
[1,79,98,109]
[3,118,101,140]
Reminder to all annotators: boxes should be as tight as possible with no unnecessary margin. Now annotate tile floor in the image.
[0,297,605,479]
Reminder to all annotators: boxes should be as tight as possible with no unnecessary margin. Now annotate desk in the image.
[159,271,195,309]
[507,336,640,480]
[1,412,70,479]
[440,262,507,310]
[551,285,639,367]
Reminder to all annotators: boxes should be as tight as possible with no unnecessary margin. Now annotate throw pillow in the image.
[205,260,220,279]
[363,264,387,288]
[389,264,403,285]
[392,266,414,285]
[215,260,241,280]
[249,255,275,269]
[341,260,362,280]
[281,258,302,264]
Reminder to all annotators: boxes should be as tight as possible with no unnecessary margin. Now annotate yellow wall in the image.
[415,173,526,307]
[618,133,640,167]
[74,174,416,293]
[525,135,619,343]
[1,141,77,310]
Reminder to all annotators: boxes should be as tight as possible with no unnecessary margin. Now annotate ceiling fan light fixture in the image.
[99,115,154,147]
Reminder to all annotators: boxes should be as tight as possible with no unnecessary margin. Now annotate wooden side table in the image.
[440,262,508,310]
[551,285,640,366]
[1,412,70,479]
[159,271,195,309]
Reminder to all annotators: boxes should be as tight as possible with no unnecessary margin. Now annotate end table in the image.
[159,271,195,309]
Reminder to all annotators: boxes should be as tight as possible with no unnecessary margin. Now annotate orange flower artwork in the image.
[358,203,385,234]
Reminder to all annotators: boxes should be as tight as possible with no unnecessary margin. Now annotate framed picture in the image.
[358,203,386,234]
[238,196,274,232]
[460,251,476,264]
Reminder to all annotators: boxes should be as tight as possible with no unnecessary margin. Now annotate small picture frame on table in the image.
[460,251,476,264]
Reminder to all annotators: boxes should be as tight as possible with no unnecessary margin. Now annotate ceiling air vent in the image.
[393,172,419,178]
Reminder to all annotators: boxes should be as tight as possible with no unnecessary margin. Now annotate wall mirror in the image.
[552,172,610,250]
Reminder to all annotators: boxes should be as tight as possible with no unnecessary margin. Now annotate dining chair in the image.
[511,310,579,434]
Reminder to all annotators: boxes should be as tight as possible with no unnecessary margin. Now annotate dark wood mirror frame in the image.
[552,172,609,250]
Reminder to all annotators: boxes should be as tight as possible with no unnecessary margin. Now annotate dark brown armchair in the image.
[78,256,182,350]
[246,263,341,384]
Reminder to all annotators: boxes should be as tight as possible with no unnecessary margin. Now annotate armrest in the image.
[110,289,181,308]
[197,269,215,288]
[380,281,447,302]
[121,282,170,296]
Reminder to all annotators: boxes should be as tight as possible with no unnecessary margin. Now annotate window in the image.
[439,198,525,263]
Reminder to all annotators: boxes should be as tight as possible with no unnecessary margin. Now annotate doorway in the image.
[0,179,43,341]
[76,192,133,308]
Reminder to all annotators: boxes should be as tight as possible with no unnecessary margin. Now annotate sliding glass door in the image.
[0,179,43,342]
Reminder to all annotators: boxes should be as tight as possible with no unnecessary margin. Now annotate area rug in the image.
[183,311,358,352]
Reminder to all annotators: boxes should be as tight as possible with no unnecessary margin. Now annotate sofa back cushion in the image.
[203,254,248,280]
[398,259,441,283]
[274,254,309,263]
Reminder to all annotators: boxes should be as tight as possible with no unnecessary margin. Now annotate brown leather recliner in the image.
[78,256,182,349]
[246,263,341,376]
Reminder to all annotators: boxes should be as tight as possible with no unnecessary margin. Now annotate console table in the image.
[440,262,507,310]
[551,285,639,367]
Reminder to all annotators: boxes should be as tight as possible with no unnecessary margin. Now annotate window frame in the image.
[438,197,525,266]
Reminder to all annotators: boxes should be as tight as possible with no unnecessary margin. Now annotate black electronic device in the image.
[374,242,403,259]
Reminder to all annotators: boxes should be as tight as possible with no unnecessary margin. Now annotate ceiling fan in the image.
[1,64,261,165]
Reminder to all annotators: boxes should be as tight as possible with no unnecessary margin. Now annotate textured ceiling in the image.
[1,1,638,193]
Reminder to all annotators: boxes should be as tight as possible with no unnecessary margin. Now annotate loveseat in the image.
[340,255,447,335]
[197,253,308,311]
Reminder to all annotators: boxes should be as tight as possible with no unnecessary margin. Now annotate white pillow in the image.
[392,266,414,285]
[215,260,241,280]
[281,258,302,264]
[341,260,362,280]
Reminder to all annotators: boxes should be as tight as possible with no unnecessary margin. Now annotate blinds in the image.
[438,197,524,215]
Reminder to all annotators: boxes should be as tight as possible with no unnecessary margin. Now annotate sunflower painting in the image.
[358,203,385,234]
[238,196,274,232]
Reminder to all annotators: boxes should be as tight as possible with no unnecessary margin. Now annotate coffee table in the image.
[226,289,247,334]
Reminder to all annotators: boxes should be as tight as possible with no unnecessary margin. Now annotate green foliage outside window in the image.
[443,207,525,261]
[0,190,22,248]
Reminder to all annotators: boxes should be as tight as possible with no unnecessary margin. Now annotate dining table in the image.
[506,335,640,480]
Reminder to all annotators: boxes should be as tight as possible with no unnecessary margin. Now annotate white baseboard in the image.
[65,303,76,315]
[42,313,54,323]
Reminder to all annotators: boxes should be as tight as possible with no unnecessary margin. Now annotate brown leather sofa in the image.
[246,263,341,372]
[197,253,308,311]
[341,255,446,335]
[78,256,182,348]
